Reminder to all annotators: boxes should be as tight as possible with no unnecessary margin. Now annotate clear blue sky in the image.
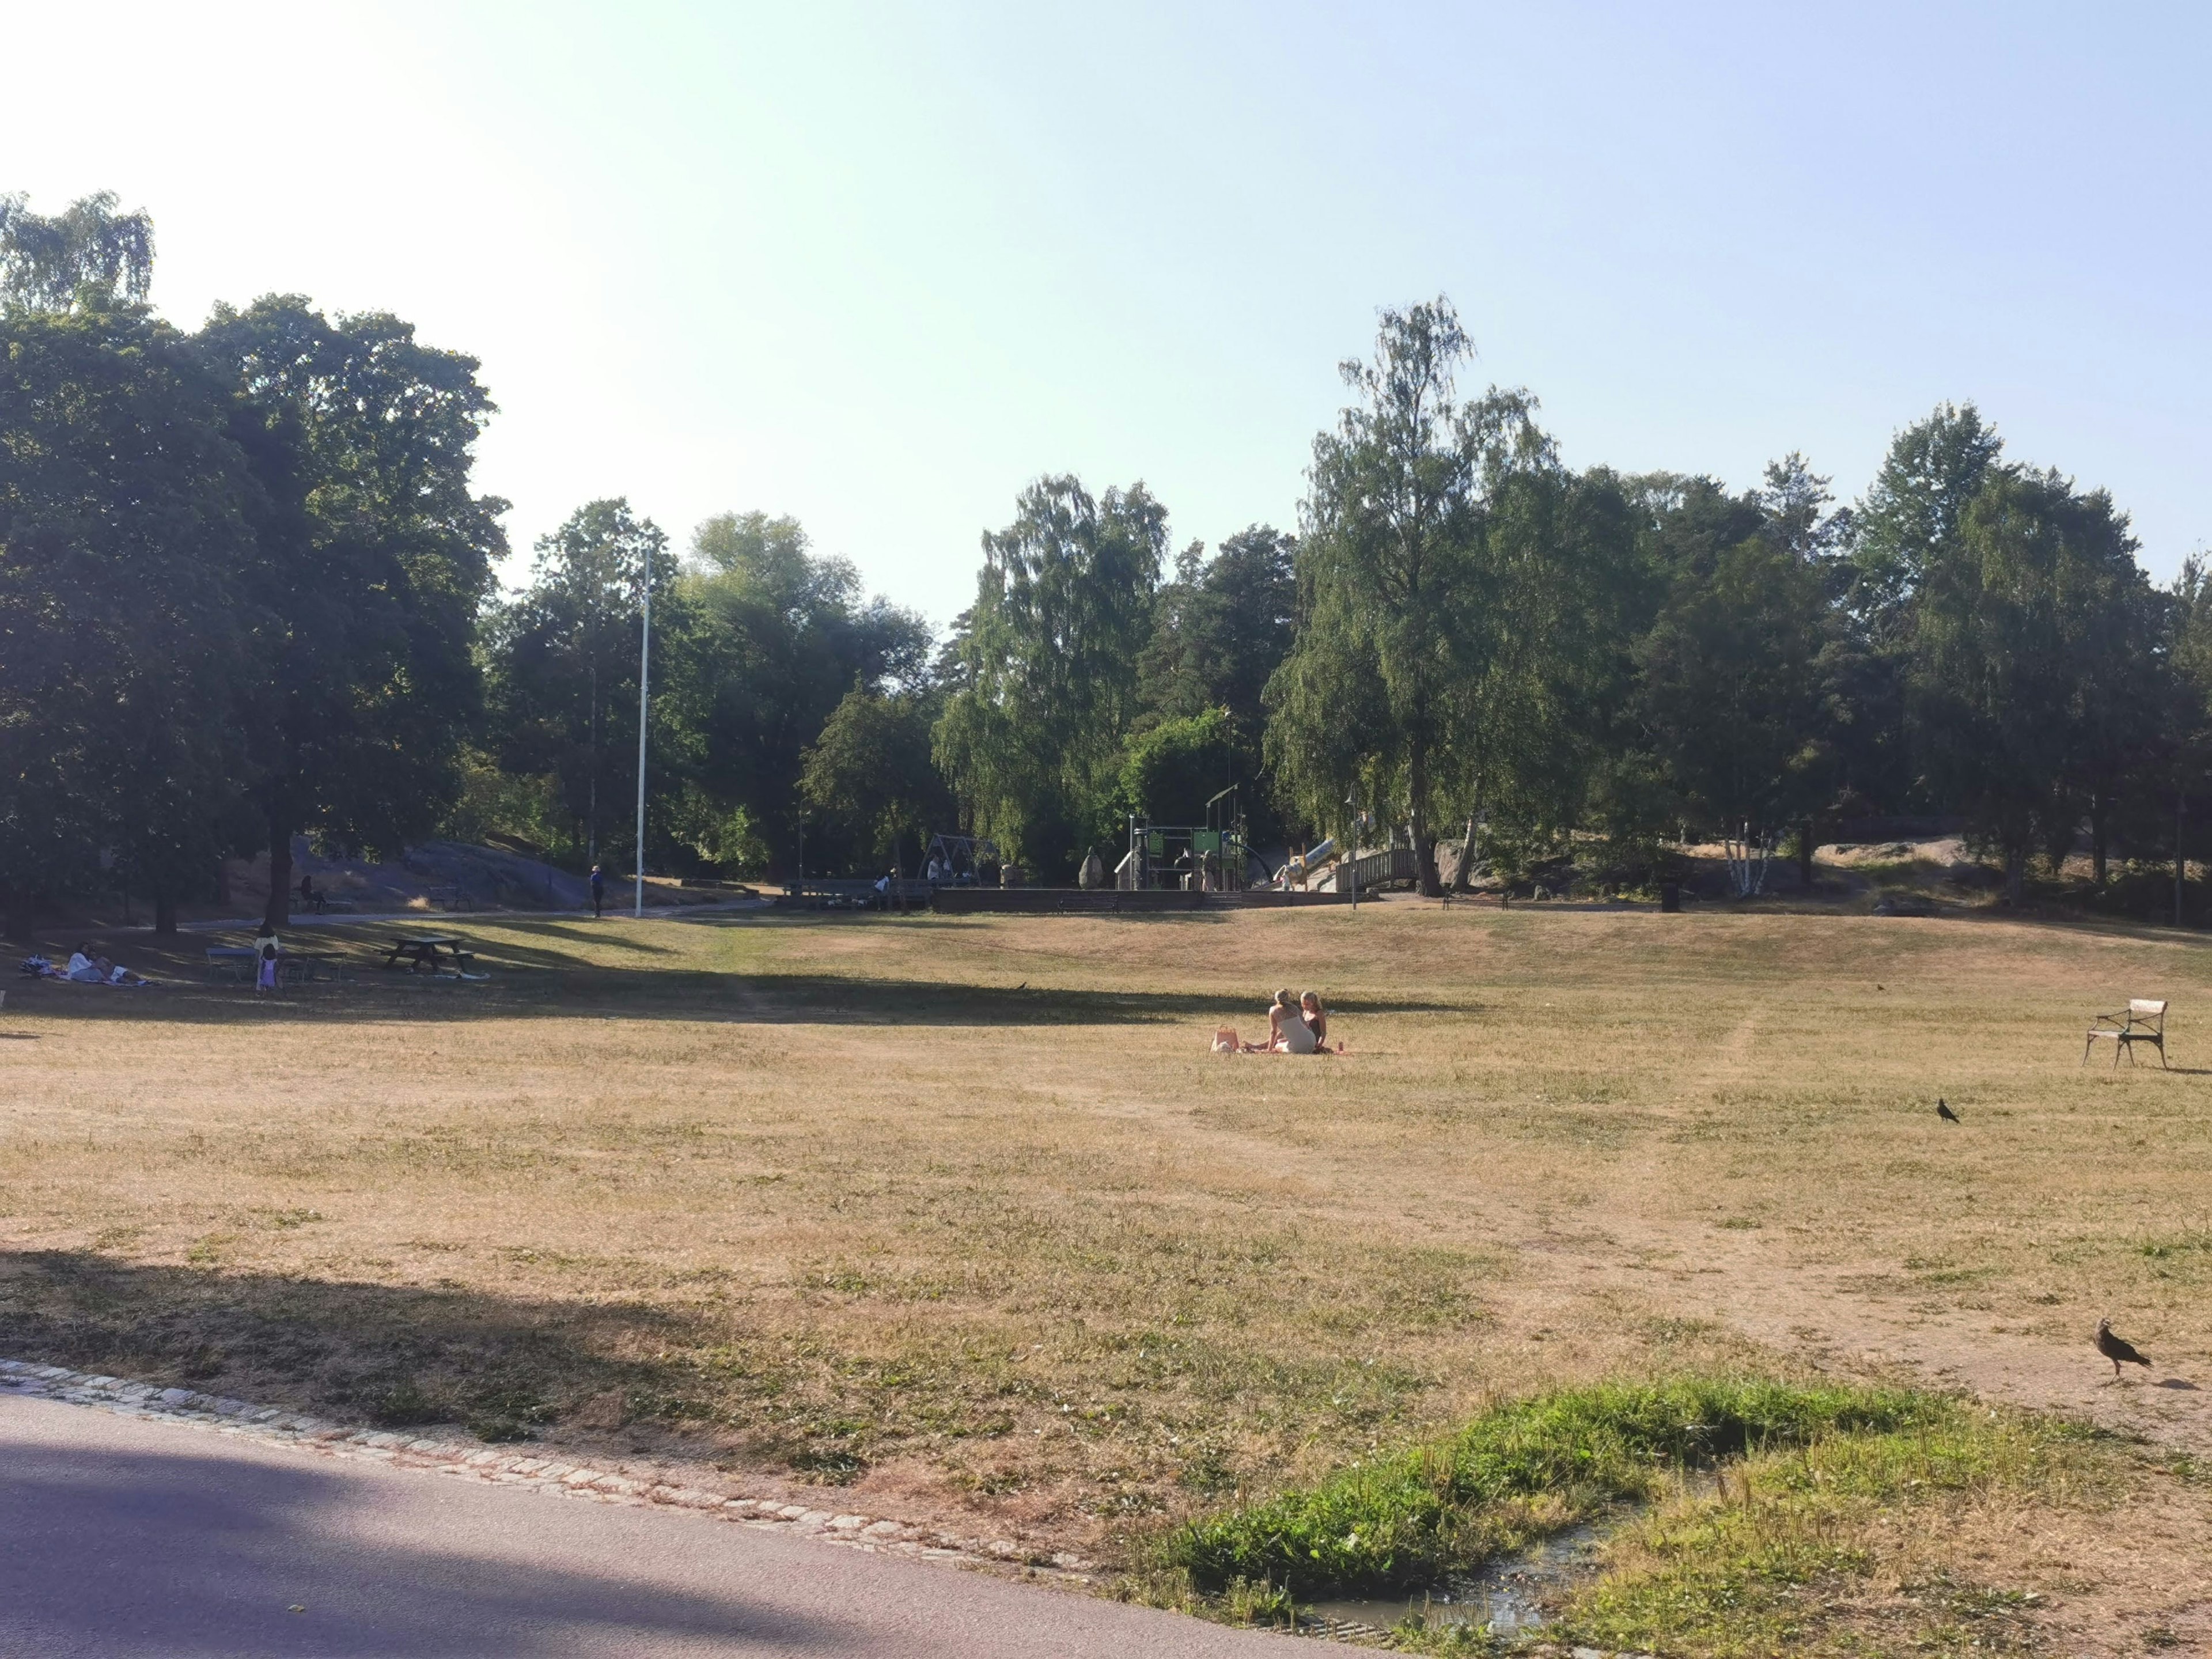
[7,2,2207,622]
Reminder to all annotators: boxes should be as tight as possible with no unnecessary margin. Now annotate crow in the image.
[2096,1317,2151,1380]
[1937,1099,1960,1123]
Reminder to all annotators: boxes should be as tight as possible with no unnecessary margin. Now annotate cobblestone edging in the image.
[0,1358,1086,1581]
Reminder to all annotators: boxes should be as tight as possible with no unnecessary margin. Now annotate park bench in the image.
[206,945,255,981]
[2083,999,2168,1068]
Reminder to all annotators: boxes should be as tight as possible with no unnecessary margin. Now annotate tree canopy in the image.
[7,190,2207,922]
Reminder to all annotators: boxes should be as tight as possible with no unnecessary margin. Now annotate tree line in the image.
[5,194,2208,929]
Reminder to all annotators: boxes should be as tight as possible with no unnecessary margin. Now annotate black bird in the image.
[1937,1099,1960,1123]
[2096,1317,2151,1380]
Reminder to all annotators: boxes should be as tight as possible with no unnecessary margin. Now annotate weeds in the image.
[1164,1378,1944,1597]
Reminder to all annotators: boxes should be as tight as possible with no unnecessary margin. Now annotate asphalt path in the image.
[1,1394,1327,1657]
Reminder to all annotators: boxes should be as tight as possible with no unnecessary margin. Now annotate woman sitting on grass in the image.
[1299,990,1337,1052]
[1224,990,1341,1054]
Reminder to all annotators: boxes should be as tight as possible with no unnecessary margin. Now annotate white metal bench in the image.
[2083,999,2168,1068]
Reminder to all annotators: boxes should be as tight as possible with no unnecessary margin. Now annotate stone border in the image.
[0,1358,1086,1582]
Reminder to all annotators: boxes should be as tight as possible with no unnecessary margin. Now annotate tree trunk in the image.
[153,891,179,935]
[1408,732,1443,898]
[2090,799,2108,888]
[2005,842,2025,906]
[265,809,294,930]
[2,882,32,942]
[1797,820,1815,891]
[1450,812,1480,894]
[214,858,232,908]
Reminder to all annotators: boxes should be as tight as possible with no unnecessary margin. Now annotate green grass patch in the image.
[1161,1377,1946,1599]
[1552,1410,2094,1657]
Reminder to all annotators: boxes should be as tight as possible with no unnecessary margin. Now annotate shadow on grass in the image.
[1,1248,749,1451]
[6,930,1463,1028]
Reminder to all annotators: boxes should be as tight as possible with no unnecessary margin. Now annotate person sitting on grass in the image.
[1300,990,1342,1053]
[1239,989,1325,1054]
[65,945,105,984]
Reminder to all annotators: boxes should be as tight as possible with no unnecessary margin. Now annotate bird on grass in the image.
[2096,1317,2151,1380]
[1937,1099,1960,1123]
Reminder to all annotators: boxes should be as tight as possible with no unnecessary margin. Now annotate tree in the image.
[1907,467,2150,901]
[1267,299,1616,895]
[1138,527,1296,737]
[679,512,931,876]
[1634,521,1835,873]
[0,297,256,935]
[934,477,1165,877]
[482,500,672,862]
[0,191,154,312]
[1849,403,2004,639]
[799,688,949,875]
[196,296,507,925]
[1119,708,1239,827]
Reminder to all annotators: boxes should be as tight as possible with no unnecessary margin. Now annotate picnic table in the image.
[381,934,477,976]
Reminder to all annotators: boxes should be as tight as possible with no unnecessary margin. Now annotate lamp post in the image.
[633,549,651,919]
[1344,797,1370,912]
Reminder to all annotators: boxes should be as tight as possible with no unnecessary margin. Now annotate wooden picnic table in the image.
[381,934,476,975]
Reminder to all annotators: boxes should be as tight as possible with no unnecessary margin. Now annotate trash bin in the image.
[1659,880,1681,913]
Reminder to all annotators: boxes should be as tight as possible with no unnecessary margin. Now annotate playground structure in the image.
[1116,787,1262,893]
[1275,834,1422,895]
[923,832,998,886]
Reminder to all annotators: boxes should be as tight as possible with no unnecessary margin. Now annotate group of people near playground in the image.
[1214,988,1342,1055]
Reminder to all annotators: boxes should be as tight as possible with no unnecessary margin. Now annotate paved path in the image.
[1,1394,1324,1657]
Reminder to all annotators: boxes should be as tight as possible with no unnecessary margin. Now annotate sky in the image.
[5,2,2207,626]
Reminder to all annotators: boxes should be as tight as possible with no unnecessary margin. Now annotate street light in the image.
[1344,795,1370,912]
[633,550,652,918]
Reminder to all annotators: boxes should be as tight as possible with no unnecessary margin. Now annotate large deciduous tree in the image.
[1,285,257,935]
[1267,299,1631,895]
[799,687,949,876]
[680,512,931,877]
[196,296,507,925]
[1908,467,2151,901]
[482,499,672,862]
[934,477,1165,877]
[0,191,154,312]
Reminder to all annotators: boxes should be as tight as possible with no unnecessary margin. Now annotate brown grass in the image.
[4,900,2210,1649]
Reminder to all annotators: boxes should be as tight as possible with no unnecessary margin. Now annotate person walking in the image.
[589,863,605,919]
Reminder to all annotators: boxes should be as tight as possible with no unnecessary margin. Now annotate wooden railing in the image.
[1342,847,1421,891]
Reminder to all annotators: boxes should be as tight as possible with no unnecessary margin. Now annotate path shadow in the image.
[0,1428,850,1656]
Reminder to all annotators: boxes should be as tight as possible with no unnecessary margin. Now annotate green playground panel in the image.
[1192,830,1222,854]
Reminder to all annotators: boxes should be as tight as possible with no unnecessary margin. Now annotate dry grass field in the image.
[4,900,2210,1653]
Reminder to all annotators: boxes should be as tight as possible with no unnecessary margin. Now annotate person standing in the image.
[589,863,605,919]
[253,922,279,994]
